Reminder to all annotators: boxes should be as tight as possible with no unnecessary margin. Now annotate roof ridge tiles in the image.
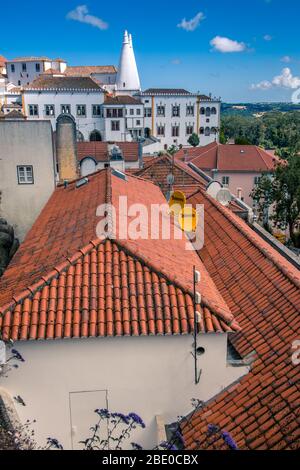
[189,189,300,289]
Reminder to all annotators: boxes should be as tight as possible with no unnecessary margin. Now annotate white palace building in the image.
[0,31,221,153]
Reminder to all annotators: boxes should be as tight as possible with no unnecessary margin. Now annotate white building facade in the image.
[6,57,67,87]
[2,334,248,450]
[140,89,221,149]
[23,76,105,142]
[0,120,56,240]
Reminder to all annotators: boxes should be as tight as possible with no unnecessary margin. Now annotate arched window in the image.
[211,107,217,115]
[206,107,211,117]
[200,107,205,115]
[205,127,210,136]
[76,130,84,142]
[90,130,102,142]
[200,127,204,135]
[211,127,217,134]
[80,157,97,177]
[144,127,151,138]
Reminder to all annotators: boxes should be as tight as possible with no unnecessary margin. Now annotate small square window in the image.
[77,105,86,117]
[92,105,101,117]
[111,120,120,131]
[45,104,55,117]
[28,104,39,116]
[17,166,34,184]
[61,104,71,114]
[222,176,230,186]
[157,106,165,117]
[254,176,261,185]
[172,105,180,117]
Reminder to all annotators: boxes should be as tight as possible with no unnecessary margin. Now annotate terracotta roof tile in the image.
[181,189,300,450]
[24,76,102,91]
[65,65,117,76]
[77,142,139,163]
[176,143,280,172]
[0,170,238,340]
[134,153,207,196]
[104,95,142,105]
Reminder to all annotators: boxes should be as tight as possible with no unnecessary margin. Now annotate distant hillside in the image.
[221,102,300,117]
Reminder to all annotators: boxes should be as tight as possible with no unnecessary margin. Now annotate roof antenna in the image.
[193,266,202,385]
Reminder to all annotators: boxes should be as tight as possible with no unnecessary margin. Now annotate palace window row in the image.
[150,105,218,118]
[27,104,105,118]
[156,124,214,137]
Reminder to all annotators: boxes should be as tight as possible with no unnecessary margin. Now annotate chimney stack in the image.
[56,114,78,182]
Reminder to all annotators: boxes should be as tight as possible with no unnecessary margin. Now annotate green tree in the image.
[167,145,179,156]
[251,152,300,246]
[187,133,200,147]
[235,137,251,145]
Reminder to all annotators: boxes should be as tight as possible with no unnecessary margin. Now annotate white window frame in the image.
[61,104,71,114]
[45,104,55,117]
[76,105,86,117]
[222,176,230,186]
[28,104,39,117]
[17,165,34,185]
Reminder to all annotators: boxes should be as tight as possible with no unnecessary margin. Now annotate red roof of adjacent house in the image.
[0,170,240,341]
[134,153,207,195]
[133,154,248,216]
[182,189,300,450]
[77,142,140,163]
[176,143,280,172]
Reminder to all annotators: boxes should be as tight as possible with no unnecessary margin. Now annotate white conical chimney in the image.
[116,30,141,94]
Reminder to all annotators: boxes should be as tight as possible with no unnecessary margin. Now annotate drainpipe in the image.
[138,141,143,169]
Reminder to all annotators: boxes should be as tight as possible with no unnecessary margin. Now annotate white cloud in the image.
[281,55,292,63]
[250,80,272,90]
[272,67,300,89]
[263,34,273,41]
[171,59,181,65]
[251,68,300,91]
[210,36,246,53]
[177,12,205,32]
[66,5,108,30]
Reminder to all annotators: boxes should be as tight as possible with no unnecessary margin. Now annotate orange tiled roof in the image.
[176,143,280,172]
[23,76,102,91]
[0,170,240,340]
[134,153,207,196]
[77,142,139,163]
[65,65,117,76]
[182,189,300,450]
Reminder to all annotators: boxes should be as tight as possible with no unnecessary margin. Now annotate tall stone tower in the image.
[56,114,78,182]
[116,30,141,95]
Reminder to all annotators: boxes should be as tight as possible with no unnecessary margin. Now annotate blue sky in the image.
[1,0,300,102]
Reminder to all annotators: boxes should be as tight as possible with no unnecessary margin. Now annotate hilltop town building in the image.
[0,32,221,152]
